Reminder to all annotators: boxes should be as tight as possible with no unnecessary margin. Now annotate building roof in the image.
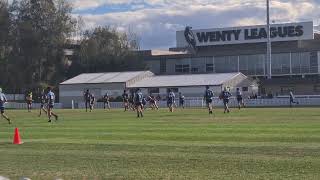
[128,72,243,88]
[151,50,189,56]
[60,71,152,85]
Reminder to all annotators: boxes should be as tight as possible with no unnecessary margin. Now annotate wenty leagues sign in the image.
[177,21,314,48]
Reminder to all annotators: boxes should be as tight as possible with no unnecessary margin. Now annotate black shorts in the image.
[179,100,184,104]
[206,99,213,104]
[48,104,54,109]
[223,99,229,104]
[27,100,32,105]
[0,107,4,114]
[167,100,174,106]
[237,96,243,102]
[135,102,142,107]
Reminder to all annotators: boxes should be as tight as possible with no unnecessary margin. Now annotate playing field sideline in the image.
[0,108,320,179]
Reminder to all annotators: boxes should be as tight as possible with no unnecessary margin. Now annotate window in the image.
[149,88,159,94]
[314,85,320,93]
[242,87,248,92]
[239,54,265,76]
[215,56,238,73]
[191,67,199,73]
[291,52,311,74]
[280,86,294,95]
[160,59,166,73]
[271,53,290,75]
[175,64,190,73]
[206,64,214,72]
[167,88,179,93]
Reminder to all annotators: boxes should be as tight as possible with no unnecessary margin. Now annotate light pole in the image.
[266,0,272,79]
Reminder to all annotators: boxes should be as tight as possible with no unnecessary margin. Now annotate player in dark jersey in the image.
[134,89,144,118]
[129,91,136,111]
[0,88,11,124]
[142,97,147,110]
[89,93,95,112]
[122,90,130,111]
[220,87,232,113]
[204,86,214,114]
[289,91,299,107]
[148,95,159,110]
[103,92,111,110]
[179,92,185,109]
[46,87,58,122]
[84,89,91,112]
[167,89,175,112]
[236,88,245,109]
[38,89,47,117]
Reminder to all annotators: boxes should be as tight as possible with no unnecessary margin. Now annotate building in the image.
[60,71,257,108]
[128,72,257,97]
[143,21,320,95]
[59,71,153,107]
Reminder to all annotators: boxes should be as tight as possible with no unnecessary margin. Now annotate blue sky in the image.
[70,0,320,50]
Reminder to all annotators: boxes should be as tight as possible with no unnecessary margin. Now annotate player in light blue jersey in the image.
[167,89,176,112]
[0,88,11,124]
[289,91,299,107]
[134,89,144,118]
[46,87,58,122]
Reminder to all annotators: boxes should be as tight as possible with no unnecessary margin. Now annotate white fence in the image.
[4,98,320,109]
[4,102,63,109]
[76,97,320,109]
[5,94,25,101]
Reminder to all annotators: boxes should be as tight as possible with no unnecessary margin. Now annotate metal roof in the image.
[60,71,152,85]
[128,72,242,88]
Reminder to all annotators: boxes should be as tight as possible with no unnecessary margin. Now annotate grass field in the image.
[0,107,320,179]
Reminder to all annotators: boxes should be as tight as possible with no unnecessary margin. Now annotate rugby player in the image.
[38,89,47,117]
[289,91,299,107]
[148,95,159,110]
[46,87,58,122]
[0,88,11,124]
[103,92,111,110]
[84,89,91,112]
[122,90,129,111]
[134,89,144,118]
[204,86,214,114]
[89,93,95,112]
[167,89,175,112]
[236,88,245,109]
[179,92,185,109]
[220,87,232,113]
[26,91,33,112]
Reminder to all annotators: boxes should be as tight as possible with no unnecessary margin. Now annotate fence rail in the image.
[4,98,320,109]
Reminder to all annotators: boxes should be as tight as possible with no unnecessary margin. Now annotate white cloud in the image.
[72,0,320,49]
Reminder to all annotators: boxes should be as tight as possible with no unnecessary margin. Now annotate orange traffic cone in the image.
[13,128,23,144]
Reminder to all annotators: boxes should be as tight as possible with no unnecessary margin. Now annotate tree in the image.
[2,0,75,92]
[0,1,11,90]
[69,26,145,78]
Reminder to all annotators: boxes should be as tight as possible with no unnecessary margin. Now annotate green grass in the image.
[0,108,320,179]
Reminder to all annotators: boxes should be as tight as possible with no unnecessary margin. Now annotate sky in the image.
[69,0,320,50]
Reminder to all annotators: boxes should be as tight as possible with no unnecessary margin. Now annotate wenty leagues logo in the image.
[184,26,197,53]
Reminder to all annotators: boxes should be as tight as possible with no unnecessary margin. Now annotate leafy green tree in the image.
[1,0,75,92]
[69,26,146,78]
